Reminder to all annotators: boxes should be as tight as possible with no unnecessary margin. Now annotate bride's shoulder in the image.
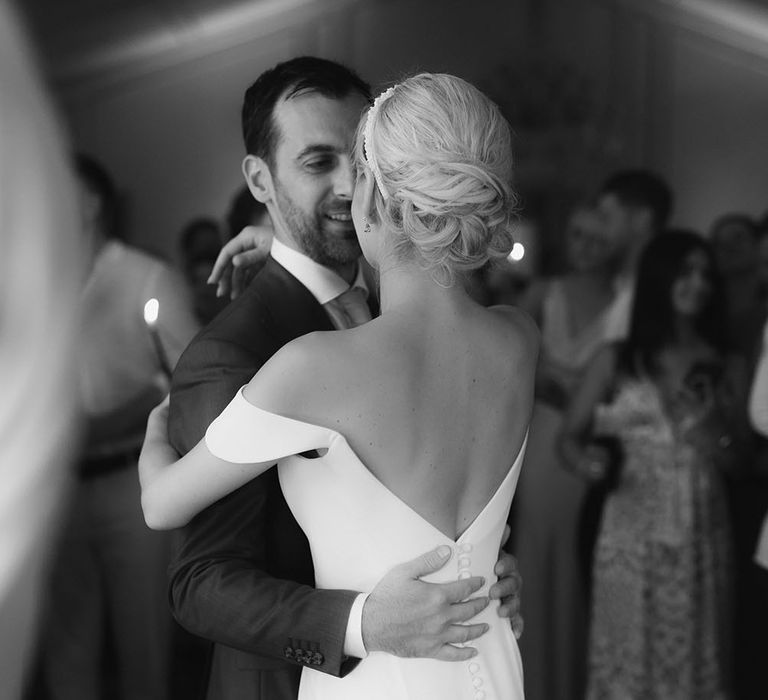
[487,304,540,357]
[243,330,358,418]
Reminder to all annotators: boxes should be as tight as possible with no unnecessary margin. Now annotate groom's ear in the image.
[242,155,274,205]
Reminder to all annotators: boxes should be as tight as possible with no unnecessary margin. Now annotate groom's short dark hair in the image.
[241,56,371,166]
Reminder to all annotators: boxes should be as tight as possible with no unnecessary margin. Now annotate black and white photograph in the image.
[2,1,768,699]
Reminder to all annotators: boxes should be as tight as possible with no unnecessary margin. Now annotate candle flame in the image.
[144,298,159,325]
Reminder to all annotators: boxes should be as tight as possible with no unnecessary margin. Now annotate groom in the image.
[168,57,522,700]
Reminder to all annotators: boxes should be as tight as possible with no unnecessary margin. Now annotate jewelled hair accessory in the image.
[363,84,397,200]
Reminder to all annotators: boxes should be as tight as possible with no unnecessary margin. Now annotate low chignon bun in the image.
[361,73,517,285]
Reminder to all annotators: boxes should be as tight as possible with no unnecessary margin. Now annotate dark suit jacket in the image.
[168,257,363,700]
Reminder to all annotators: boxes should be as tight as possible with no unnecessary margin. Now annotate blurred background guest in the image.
[596,169,674,342]
[0,3,82,698]
[575,169,675,631]
[511,204,618,700]
[225,183,272,241]
[178,216,228,324]
[729,216,768,700]
[709,213,763,359]
[749,316,768,573]
[559,230,749,699]
[756,215,768,306]
[39,155,199,700]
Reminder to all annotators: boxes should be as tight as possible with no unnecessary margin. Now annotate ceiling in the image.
[16,0,352,89]
[17,0,768,87]
[20,0,236,64]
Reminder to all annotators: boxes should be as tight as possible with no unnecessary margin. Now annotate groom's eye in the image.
[304,156,335,173]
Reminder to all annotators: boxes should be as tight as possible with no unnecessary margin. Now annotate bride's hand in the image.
[207,225,273,300]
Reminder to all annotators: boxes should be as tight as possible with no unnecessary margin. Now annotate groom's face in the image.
[268,91,368,268]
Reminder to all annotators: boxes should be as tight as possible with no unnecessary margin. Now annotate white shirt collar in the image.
[270,237,367,305]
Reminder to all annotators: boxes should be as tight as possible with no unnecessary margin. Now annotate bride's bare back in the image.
[247,295,537,539]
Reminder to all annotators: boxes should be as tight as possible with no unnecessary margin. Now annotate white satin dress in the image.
[206,387,527,700]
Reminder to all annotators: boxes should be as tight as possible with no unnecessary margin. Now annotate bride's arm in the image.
[139,337,319,530]
[139,395,274,530]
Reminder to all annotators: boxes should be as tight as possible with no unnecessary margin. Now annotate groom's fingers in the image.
[447,596,490,623]
[489,570,521,603]
[443,622,489,646]
[400,547,486,601]
[491,551,522,595]
[434,643,480,662]
[437,576,486,604]
[400,544,453,579]
[215,266,233,299]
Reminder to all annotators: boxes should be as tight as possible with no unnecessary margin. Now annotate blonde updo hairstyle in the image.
[356,73,517,286]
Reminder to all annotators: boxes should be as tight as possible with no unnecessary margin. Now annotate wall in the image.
[609,0,768,232]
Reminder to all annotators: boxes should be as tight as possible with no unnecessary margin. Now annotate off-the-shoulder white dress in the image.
[206,387,526,700]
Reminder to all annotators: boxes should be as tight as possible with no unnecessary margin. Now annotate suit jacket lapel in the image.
[255,256,336,339]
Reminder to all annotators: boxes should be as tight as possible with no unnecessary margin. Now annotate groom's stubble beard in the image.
[272,176,361,269]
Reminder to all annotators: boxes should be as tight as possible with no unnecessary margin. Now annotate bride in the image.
[140,72,537,699]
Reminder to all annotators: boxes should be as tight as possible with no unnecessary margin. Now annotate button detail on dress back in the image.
[459,541,489,698]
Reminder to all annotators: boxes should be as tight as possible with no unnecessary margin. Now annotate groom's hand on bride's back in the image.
[361,545,488,661]
[361,539,523,662]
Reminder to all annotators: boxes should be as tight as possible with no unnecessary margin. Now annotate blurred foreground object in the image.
[0,2,82,698]
[39,154,199,700]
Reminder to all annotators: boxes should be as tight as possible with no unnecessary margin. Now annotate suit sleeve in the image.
[167,335,360,676]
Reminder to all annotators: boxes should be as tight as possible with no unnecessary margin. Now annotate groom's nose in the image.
[332,156,355,200]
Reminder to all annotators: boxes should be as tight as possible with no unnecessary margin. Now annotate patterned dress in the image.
[587,377,732,699]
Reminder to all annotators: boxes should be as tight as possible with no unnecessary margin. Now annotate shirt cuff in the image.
[343,592,369,659]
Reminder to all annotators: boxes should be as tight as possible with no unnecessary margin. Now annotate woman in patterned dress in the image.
[559,230,749,699]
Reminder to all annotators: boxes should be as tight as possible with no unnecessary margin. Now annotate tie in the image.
[324,287,372,330]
